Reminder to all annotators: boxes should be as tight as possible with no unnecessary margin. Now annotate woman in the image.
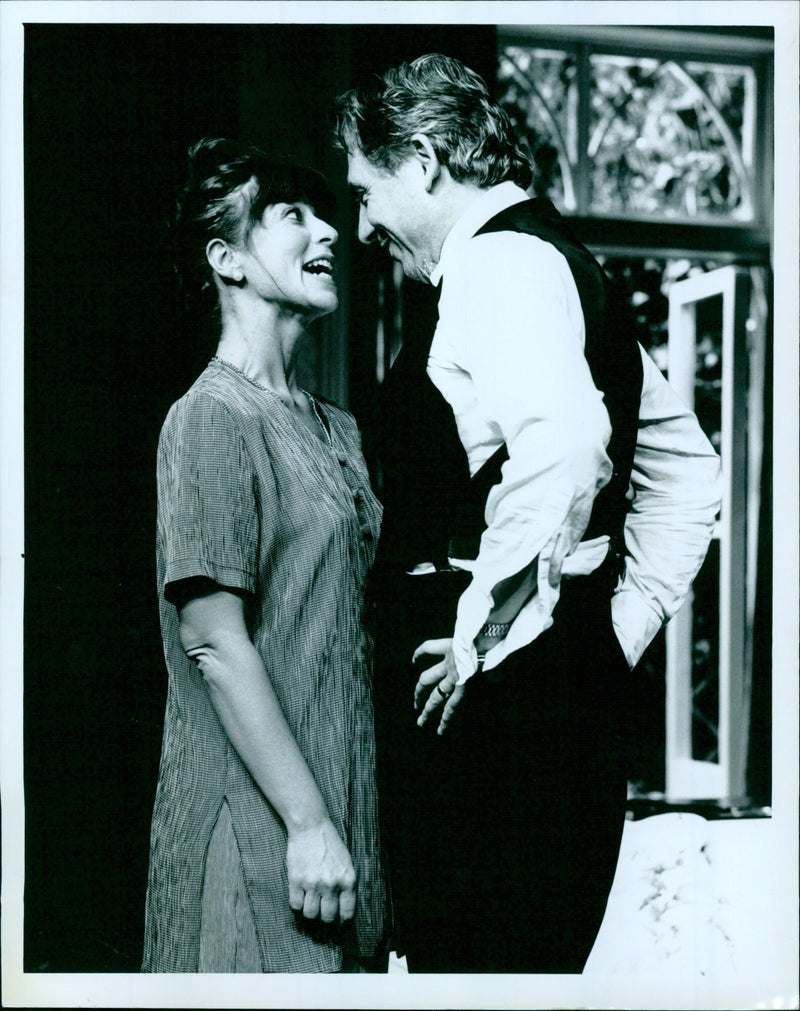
[141,139,387,973]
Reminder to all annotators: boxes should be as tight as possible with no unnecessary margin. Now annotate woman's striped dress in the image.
[142,358,386,973]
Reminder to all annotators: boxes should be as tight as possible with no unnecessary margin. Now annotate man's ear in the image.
[409,133,442,192]
[206,238,244,285]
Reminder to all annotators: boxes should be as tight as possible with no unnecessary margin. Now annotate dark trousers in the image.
[371,559,632,973]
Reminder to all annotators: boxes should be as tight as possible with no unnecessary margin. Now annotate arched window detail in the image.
[498,38,761,227]
[588,56,755,221]
[499,47,578,209]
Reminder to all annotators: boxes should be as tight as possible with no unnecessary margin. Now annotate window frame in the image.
[497,25,774,264]
[665,266,756,804]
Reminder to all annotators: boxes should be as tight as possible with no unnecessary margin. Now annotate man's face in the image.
[346,146,439,283]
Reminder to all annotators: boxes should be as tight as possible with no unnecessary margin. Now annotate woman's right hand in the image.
[286,818,357,923]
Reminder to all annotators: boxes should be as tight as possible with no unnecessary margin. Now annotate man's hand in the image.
[413,638,466,735]
[286,818,357,922]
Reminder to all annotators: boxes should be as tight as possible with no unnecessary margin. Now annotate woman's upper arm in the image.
[177,584,250,656]
[158,393,261,600]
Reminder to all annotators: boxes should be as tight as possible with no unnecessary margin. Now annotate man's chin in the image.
[395,259,428,284]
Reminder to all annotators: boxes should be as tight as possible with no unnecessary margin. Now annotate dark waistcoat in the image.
[371,197,643,590]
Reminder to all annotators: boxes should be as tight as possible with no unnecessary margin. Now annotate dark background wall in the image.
[22,23,496,972]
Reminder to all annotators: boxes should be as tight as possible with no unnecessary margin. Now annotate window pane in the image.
[692,293,724,457]
[589,55,756,221]
[599,256,724,451]
[683,293,724,767]
[691,540,721,764]
[498,46,577,209]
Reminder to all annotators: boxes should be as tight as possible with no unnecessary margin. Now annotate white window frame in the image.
[665,266,759,802]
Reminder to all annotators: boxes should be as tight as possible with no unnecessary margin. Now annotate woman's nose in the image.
[315,216,338,245]
[357,204,377,245]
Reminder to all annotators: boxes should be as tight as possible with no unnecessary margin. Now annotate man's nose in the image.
[357,204,377,245]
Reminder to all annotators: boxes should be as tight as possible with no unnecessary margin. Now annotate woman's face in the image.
[239,201,338,321]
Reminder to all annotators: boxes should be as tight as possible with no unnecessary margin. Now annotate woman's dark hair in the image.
[173,138,336,309]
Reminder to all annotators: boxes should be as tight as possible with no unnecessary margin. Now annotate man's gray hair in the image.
[334,53,533,190]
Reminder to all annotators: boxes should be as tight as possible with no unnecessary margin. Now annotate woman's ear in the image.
[409,133,442,193]
[206,238,244,285]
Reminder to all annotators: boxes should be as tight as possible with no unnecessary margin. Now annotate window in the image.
[497,26,773,808]
[665,267,767,804]
[497,26,771,234]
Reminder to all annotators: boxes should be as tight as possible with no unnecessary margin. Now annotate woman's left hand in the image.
[413,638,465,735]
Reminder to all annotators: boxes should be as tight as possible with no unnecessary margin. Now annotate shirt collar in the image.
[429,181,531,286]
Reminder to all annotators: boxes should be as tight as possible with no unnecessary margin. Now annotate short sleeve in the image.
[157,393,262,603]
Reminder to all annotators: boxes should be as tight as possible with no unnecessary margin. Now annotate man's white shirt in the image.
[425,182,722,683]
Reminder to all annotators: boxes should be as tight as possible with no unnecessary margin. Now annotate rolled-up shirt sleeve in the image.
[430,233,613,683]
[611,347,722,668]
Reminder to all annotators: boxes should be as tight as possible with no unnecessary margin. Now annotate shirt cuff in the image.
[451,546,563,684]
[451,581,494,684]
[610,588,664,669]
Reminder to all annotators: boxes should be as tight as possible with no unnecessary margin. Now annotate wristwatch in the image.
[479,621,511,637]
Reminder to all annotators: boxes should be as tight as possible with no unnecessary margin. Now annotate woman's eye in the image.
[286,206,303,220]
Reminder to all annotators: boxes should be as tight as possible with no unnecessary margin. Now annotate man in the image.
[334,54,721,973]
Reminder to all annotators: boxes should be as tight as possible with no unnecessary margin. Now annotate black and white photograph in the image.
[1,1,798,1008]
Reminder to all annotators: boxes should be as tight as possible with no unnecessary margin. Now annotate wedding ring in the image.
[436,683,454,699]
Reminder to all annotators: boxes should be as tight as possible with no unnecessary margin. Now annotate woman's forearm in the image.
[178,587,357,921]
[195,635,329,832]
[178,589,328,833]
